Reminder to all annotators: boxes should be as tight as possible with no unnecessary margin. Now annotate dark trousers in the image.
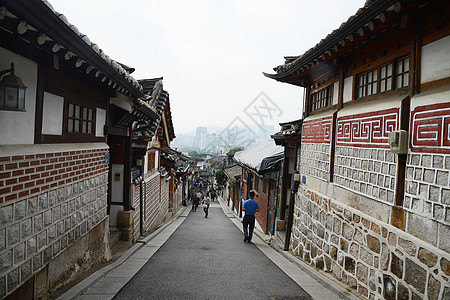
[243,215,255,241]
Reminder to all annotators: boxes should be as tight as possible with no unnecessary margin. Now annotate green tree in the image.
[215,169,226,186]
[227,147,243,156]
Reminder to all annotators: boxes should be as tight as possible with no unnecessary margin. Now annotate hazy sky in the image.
[48,0,363,134]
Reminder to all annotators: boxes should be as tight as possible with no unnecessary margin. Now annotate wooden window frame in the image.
[310,84,333,113]
[355,55,410,100]
[67,102,95,135]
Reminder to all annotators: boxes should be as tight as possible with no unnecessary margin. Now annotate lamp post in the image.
[0,63,27,110]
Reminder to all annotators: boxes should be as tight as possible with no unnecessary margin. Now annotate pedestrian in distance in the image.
[203,192,211,218]
[242,190,260,243]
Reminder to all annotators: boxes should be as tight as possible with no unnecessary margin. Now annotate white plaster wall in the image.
[333,81,339,106]
[0,47,37,144]
[337,92,406,118]
[144,152,148,174]
[410,84,450,110]
[109,204,124,228]
[96,108,106,137]
[421,35,450,84]
[42,92,64,135]
[111,164,124,203]
[342,76,353,103]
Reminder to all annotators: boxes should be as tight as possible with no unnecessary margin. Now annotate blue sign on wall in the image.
[302,175,306,184]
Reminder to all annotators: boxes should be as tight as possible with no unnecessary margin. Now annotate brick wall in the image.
[0,143,109,298]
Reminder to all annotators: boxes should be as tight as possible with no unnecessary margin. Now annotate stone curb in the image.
[57,205,190,300]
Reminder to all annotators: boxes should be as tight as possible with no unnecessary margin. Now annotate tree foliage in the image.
[226,147,243,156]
[215,169,226,186]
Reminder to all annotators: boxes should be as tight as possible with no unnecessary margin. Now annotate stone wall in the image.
[300,143,331,181]
[334,147,397,204]
[0,144,109,298]
[300,116,333,182]
[143,171,161,233]
[291,186,450,299]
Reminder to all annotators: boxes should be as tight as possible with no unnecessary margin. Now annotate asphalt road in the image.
[113,203,311,300]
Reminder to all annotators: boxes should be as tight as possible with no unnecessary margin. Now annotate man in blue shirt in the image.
[242,190,260,243]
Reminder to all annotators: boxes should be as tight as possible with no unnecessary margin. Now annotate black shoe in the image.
[243,237,247,243]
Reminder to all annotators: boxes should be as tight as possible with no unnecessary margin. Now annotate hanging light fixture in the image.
[0,62,27,110]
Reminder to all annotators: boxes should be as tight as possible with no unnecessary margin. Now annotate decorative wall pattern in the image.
[302,116,333,144]
[410,102,450,154]
[336,108,399,148]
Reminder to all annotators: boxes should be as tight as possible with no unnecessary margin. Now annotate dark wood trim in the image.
[329,112,337,183]
[34,65,44,144]
[124,135,131,211]
[338,65,345,110]
[279,151,289,220]
[420,77,450,92]
[395,97,411,206]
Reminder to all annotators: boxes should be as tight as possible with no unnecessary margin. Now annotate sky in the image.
[48,0,363,134]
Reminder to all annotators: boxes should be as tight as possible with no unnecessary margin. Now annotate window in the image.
[310,84,333,112]
[356,56,409,99]
[357,69,378,98]
[395,57,409,89]
[255,175,259,192]
[67,103,94,134]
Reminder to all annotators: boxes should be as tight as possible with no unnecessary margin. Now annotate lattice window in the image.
[310,84,333,112]
[395,57,409,89]
[68,103,94,134]
[356,55,409,99]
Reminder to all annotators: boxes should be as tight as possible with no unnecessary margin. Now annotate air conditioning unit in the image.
[388,130,408,154]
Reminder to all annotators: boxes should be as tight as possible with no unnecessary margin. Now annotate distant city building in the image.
[195,126,207,150]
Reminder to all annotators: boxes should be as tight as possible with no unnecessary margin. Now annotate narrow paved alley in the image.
[59,199,360,300]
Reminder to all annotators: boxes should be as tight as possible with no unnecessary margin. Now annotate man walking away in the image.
[242,190,260,243]
[203,192,211,218]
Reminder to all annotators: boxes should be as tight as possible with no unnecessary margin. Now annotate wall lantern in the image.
[0,62,27,110]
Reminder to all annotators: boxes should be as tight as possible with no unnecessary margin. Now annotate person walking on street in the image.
[203,192,211,218]
[242,190,260,243]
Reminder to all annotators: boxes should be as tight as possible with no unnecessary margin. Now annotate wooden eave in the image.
[2,0,145,99]
[263,0,431,86]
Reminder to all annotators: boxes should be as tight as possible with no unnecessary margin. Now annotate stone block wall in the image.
[160,178,169,216]
[0,144,109,298]
[404,101,450,253]
[300,116,333,182]
[143,172,161,233]
[334,147,397,204]
[291,186,450,299]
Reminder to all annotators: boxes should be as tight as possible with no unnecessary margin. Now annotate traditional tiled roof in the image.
[1,0,145,96]
[224,165,242,183]
[264,0,402,82]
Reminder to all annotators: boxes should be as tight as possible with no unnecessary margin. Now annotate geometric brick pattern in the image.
[302,116,333,144]
[337,108,399,148]
[410,102,450,154]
